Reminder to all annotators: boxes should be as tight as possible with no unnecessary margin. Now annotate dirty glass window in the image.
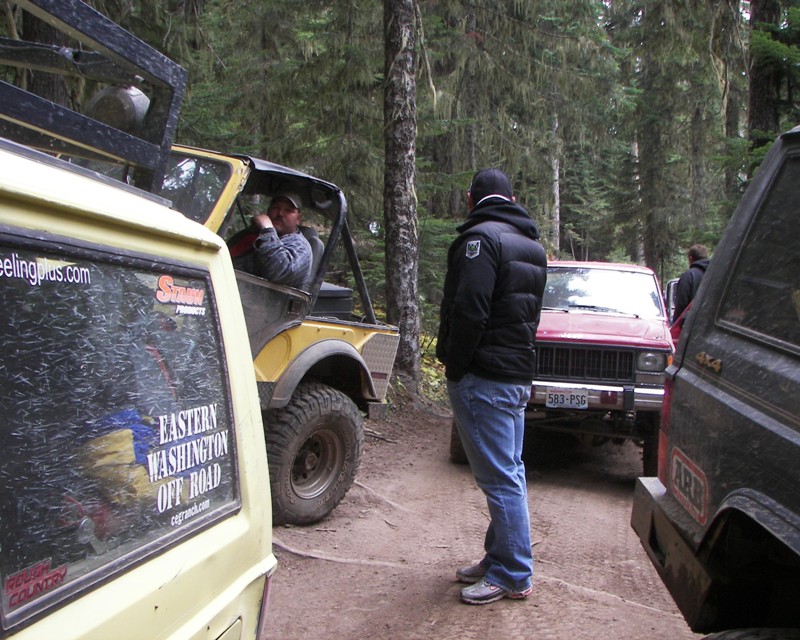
[544,266,666,320]
[0,235,238,628]
[719,157,800,349]
[161,153,232,225]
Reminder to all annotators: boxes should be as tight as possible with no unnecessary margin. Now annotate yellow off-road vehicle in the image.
[0,1,276,638]
[159,146,400,525]
[4,0,399,529]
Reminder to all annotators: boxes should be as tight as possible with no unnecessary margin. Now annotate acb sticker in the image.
[670,447,708,525]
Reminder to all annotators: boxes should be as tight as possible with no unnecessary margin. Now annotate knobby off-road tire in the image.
[264,381,364,526]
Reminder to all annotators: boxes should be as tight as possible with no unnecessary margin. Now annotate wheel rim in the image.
[291,428,344,499]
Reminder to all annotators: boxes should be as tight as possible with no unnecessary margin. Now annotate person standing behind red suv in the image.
[672,244,710,328]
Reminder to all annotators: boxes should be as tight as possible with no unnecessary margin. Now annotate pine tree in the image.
[384,0,421,388]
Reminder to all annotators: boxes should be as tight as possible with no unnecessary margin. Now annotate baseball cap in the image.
[468,168,513,203]
[270,191,303,210]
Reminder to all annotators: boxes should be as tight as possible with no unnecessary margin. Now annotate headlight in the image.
[637,351,667,372]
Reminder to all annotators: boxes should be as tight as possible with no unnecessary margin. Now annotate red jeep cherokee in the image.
[526,261,673,475]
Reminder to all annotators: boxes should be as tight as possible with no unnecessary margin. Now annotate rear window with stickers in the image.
[0,230,239,630]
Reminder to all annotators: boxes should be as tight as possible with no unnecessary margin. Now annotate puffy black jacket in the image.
[672,258,710,324]
[436,197,547,383]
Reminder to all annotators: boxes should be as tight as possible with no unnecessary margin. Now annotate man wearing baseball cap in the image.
[437,168,547,605]
[231,191,313,290]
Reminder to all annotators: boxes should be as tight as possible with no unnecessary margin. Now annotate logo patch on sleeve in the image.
[466,240,481,259]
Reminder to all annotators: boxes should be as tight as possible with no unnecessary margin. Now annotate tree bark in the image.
[548,112,561,253]
[690,106,706,231]
[748,0,782,149]
[383,0,420,391]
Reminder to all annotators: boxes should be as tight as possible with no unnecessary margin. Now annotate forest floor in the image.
[263,393,699,640]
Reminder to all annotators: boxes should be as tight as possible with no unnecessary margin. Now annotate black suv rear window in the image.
[719,156,800,349]
[0,231,239,629]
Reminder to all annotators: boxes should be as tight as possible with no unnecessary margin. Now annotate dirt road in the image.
[264,397,699,640]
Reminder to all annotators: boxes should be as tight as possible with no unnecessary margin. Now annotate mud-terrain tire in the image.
[703,630,800,640]
[264,381,364,525]
[449,420,469,465]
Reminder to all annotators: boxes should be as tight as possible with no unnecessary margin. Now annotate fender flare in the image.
[711,489,800,558]
[269,339,378,408]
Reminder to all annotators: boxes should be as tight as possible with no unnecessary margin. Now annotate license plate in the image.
[545,388,589,409]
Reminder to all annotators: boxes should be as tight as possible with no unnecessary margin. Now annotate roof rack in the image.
[0,0,187,192]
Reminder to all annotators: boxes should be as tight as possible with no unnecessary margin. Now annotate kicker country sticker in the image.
[466,240,481,259]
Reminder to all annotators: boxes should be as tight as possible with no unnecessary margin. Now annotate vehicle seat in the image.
[299,225,324,277]
[227,228,258,258]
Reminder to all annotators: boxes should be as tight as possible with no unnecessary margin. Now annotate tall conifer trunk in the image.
[383,0,420,390]
[748,0,782,154]
[548,112,561,253]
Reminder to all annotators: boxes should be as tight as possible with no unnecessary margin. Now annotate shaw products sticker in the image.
[670,447,708,525]
[545,387,589,410]
[155,274,206,316]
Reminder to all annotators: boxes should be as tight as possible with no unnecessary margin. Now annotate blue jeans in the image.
[448,373,533,593]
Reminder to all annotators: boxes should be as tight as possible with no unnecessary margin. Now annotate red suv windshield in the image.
[544,266,666,320]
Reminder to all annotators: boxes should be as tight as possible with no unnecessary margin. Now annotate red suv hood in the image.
[537,309,672,350]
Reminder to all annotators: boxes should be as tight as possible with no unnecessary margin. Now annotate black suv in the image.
[631,128,800,638]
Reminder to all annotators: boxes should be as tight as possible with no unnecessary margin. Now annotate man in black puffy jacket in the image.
[437,168,547,605]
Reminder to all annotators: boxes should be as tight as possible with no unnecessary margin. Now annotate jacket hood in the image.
[458,197,541,240]
[693,258,710,271]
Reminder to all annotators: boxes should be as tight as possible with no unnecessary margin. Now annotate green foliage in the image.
[354,213,454,338]
[8,0,797,396]
[38,0,788,394]
[560,144,624,261]
[419,339,448,404]
[751,29,795,66]
[417,216,457,335]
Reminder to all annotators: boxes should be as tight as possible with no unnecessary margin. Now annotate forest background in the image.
[6,0,800,389]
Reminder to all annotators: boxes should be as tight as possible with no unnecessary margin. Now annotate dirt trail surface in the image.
[264,397,699,640]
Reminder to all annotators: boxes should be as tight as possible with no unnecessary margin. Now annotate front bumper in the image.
[529,380,664,413]
[631,477,712,632]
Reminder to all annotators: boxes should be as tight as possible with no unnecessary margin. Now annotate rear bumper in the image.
[529,380,664,413]
[631,477,711,632]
